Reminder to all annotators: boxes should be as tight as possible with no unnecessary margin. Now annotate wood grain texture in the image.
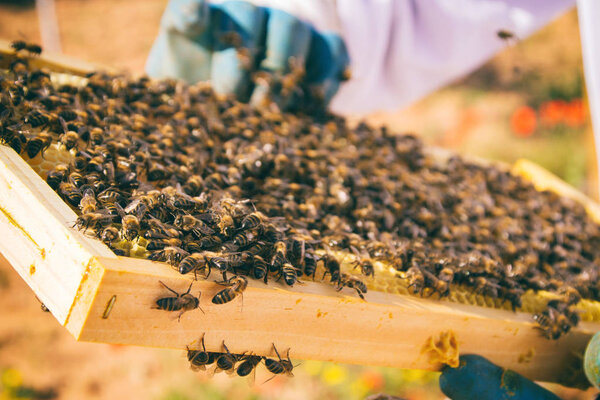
[66,255,595,386]
[0,147,115,324]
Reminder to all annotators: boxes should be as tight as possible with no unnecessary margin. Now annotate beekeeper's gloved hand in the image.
[146,0,349,110]
[440,354,565,400]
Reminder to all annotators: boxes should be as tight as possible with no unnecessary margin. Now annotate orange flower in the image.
[360,370,385,391]
[564,99,586,128]
[539,100,566,126]
[511,106,537,137]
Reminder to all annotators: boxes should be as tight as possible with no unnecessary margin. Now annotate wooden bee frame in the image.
[1,42,599,388]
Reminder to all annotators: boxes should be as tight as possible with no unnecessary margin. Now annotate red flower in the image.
[511,106,537,137]
[539,100,566,126]
[564,99,586,128]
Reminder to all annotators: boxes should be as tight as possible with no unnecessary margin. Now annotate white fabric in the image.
[578,0,600,199]
[211,1,576,113]
[332,0,575,113]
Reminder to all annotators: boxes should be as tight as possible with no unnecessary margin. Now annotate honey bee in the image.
[264,344,294,380]
[497,29,516,41]
[350,246,375,278]
[46,164,69,190]
[61,130,79,150]
[75,210,114,232]
[270,241,287,272]
[100,226,120,244]
[174,214,215,236]
[252,255,268,282]
[121,214,141,241]
[25,110,49,127]
[405,266,424,295]
[336,273,367,300]
[214,342,241,374]
[277,263,299,286]
[178,253,210,277]
[59,182,82,206]
[236,354,262,377]
[232,227,261,248]
[240,211,266,230]
[303,253,317,278]
[24,132,51,159]
[88,127,104,145]
[321,253,341,284]
[149,246,190,266]
[154,280,203,321]
[188,335,216,371]
[10,40,27,52]
[211,275,248,305]
[79,187,97,213]
[217,213,235,236]
[145,237,183,251]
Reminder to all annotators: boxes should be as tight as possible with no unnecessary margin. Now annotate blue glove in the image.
[584,331,600,389]
[439,355,561,400]
[146,0,349,110]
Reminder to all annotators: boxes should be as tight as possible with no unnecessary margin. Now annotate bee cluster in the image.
[2,42,600,342]
[187,337,294,381]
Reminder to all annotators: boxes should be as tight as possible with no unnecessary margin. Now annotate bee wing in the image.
[124,198,142,214]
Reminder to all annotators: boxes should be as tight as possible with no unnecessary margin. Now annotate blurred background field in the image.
[0,1,596,399]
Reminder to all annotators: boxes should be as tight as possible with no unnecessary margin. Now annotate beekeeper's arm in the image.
[146,0,574,114]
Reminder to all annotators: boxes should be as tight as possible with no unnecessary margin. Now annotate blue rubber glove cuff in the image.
[440,355,561,400]
[584,331,600,388]
[146,0,350,109]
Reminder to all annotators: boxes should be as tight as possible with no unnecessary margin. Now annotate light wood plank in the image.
[0,147,115,323]
[70,255,598,387]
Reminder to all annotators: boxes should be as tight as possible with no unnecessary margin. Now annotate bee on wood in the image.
[321,253,341,284]
[188,335,216,371]
[350,246,375,278]
[303,253,317,279]
[154,280,203,320]
[270,241,287,272]
[405,266,425,295]
[214,342,240,374]
[149,246,190,267]
[211,275,248,305]
[236,354,262,378]
[10,40,27,52]
[252,255,269,282]
[264,344,294,381]
[46,164,69,190]
[174,214,215,237]
[59,182,82,206]
[75,210,114,232]
[336,273,367,300]
[24,132,52,159]
[277,263,299,286]
[288,238,305,268]
[178,253,211,277]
